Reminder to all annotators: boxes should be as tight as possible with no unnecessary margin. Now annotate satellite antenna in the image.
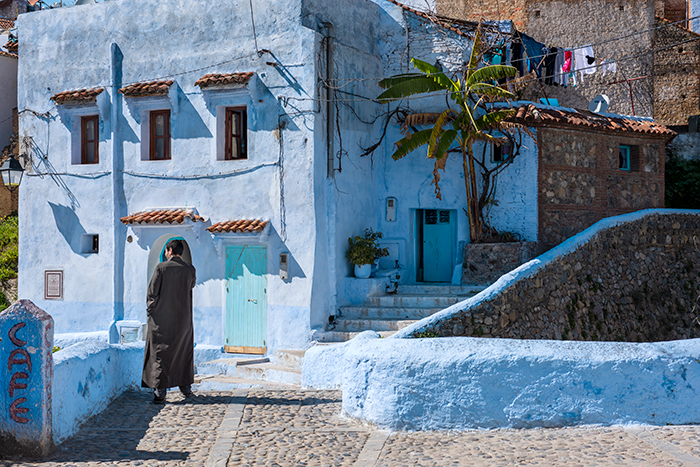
[589,94,610,113]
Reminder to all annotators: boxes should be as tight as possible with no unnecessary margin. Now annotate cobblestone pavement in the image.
[2,389,700,466]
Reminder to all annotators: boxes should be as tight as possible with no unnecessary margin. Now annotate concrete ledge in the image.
[334,335,700,430]
[53,341,143,443]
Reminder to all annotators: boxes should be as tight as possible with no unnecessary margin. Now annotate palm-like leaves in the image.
[378,22,525,242]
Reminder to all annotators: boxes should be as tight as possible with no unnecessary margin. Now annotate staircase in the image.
[194,349,305,390]
[314,284,486,343]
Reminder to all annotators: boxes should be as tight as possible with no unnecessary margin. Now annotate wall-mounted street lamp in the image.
[0,155,24,193]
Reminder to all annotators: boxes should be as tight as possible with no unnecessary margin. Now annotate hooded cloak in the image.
[142,256,197,389]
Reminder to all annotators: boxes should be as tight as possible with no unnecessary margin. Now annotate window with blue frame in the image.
[619,145,631,171]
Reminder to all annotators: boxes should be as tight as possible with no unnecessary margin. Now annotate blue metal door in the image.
[225,245,267,354]
[422,209,454,282]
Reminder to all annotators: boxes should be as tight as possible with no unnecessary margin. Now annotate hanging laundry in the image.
[544,46,558,85]
[510,32,546,79]
[563,50,572,73]
[576,44,596,78]
[554,49,567,87]
[600,59,617,75]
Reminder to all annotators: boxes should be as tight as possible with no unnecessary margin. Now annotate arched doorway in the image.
[147,233,192,283]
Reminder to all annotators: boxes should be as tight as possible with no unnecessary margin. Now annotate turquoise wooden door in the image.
[423,209,454,282]
[225,245,267,354]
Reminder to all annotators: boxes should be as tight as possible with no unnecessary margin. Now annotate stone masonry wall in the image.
[538,127,666,252]
[653,18,700,126]
[414,212,700,343]
[462,241,536,284]
[438,0,656,118]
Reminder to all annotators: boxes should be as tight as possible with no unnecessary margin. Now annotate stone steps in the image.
[338,306,443,320]
[321,284,487,343]
[195,349,304,388]
[313,330,397,343]
[333,318,418,332]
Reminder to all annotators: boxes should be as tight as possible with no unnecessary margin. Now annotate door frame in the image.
[415,208,457,283]
[224,244,268,354]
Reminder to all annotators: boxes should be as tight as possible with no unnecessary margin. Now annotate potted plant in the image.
[346,228,389,278]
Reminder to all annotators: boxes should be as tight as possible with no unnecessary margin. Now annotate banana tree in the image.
[377,26,526,243]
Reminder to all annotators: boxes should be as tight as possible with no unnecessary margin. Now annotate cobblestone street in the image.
[2,389,700,467]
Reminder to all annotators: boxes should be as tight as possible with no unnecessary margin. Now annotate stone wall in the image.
[653,18,700,126]
[437,0,655,118]
[437,0,700,126]
[461,241,536,285]
[408,211,700,343]
[538,127,666,251]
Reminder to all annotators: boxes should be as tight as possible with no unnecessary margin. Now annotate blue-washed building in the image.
[16,0,669,356]
[15,0,493,354]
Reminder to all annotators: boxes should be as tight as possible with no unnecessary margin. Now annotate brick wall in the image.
[537,127,665,251]
[437,0,527,28]
[412,212,700,343]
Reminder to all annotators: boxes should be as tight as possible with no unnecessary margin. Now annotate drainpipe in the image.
[110,43,125,343]
[321,22,334,178]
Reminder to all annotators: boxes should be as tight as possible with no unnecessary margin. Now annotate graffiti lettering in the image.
[8,372,28,398]
[8,348,32,372]
[7,321,32,424]
[9,322,27,346]
[9,397,29,424]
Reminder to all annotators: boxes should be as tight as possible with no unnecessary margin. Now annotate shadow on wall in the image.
[49,202,87,255]
[172,85,212,139]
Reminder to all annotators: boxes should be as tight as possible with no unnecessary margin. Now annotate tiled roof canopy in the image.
[0,50,16,59]
[120,209,204,226]
[4,38,17,53]
[0,18,15,30]
[195,72,254,88]
[118,80,173,98]
[51,87,104,104]
[206,219,267,234]
[509,104,677,138]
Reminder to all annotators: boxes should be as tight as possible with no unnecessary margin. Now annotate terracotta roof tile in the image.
[51,87,104,104]
[206,219,267,234]
[509,104,676,138]
[118,80,173,98]
[195,72,254,88]
[0,50,16,59]
[120,208,204,226]
[0,18,14,30]
[4,38,17,53]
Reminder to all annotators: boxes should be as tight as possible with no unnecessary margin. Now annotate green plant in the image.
[0,215,17,282]
[345,228,389,266]
[415,330,439,338]
[377,24,531,243]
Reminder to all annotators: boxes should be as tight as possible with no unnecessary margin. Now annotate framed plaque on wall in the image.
[45,270,63,300]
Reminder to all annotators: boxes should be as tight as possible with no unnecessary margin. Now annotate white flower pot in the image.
[354,264,372,278]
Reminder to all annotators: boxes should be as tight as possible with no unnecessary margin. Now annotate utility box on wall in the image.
[279,253,289,280]
[386,198,397,222]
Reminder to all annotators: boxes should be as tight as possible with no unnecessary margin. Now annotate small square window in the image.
[492,143,512,163]
[225,107,247,160]
[80,115,99,164]
[619,145,631,170]
[149,110,171,160]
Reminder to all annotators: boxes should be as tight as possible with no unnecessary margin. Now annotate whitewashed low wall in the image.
[52,341,143,443]
[305,335,700,430]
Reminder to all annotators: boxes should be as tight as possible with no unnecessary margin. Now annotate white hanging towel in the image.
[574,44,596,83]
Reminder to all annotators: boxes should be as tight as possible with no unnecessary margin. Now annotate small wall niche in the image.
[81,234,99,254]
